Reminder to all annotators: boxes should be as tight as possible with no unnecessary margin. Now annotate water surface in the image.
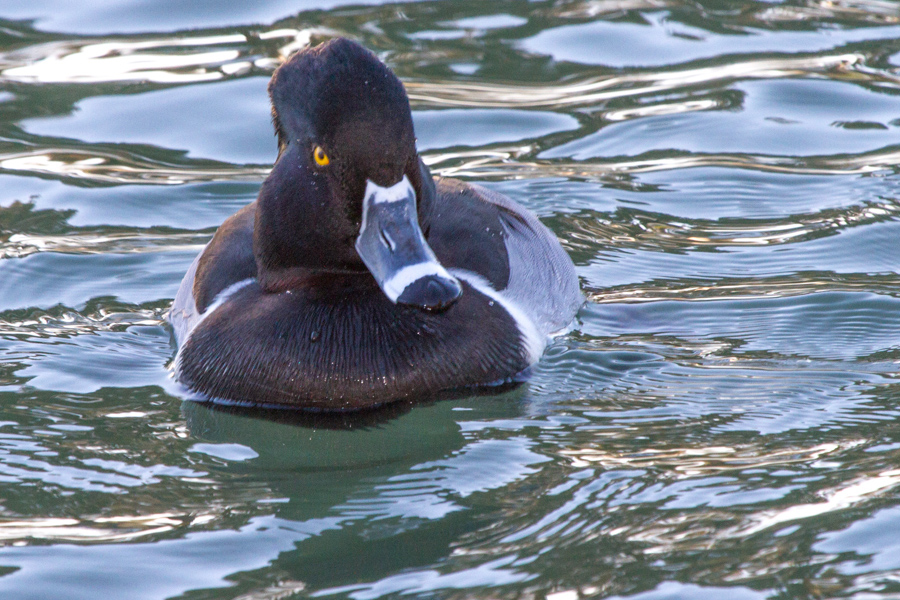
[1,1,900,599]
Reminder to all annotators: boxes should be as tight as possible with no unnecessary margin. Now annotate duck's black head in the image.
[255,37,461,311]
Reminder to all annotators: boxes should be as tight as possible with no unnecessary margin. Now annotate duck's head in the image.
[254,37,462,312]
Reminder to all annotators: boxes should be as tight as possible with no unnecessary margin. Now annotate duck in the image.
[168,37,582,411]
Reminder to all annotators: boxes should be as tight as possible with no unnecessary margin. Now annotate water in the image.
[1,1,899,598]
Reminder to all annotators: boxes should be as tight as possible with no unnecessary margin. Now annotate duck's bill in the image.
[355,175,462,311]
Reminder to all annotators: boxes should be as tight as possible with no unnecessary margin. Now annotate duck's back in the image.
[428,178,582,342]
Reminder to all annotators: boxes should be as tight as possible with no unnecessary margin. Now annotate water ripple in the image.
[567,203,900,268]
[1,230,208,259]
[553,0,900,24]
[579,218,900,290]
[588,273,900,304]
[0,28,323,84]
[0,149,269,185]
[558,439,865,477]
[0,302,167,339]
[426,148,900,181]
[0,514,190,543]
[4,145,898,186]
[406,54,867,109]
[581,291,900,362]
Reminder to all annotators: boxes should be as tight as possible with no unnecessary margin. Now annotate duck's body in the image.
[169,38,581,411]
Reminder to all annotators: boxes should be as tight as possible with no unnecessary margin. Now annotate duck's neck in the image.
[253,153,437,294]
[253,148,360,292]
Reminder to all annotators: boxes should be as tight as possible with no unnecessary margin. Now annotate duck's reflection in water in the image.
[180,382,527,470]
[179,385,542,591]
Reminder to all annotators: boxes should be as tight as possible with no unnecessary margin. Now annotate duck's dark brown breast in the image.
[175,277,528,410]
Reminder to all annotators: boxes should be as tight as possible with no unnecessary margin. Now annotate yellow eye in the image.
[313,146,330,167]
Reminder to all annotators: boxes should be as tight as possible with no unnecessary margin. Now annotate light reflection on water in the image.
[0,150,271,186]
[0,1,899,599]
[406,54,870,108]
[0,29,316,84]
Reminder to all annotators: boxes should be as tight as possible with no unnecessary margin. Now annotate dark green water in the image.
[1,1,899,598]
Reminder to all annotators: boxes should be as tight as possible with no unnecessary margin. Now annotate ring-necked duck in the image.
[169,37,582,411]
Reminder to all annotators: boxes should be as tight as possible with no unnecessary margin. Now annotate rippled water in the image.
[1,1,899,599]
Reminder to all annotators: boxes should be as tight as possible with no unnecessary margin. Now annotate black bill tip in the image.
[397,274,463,312]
